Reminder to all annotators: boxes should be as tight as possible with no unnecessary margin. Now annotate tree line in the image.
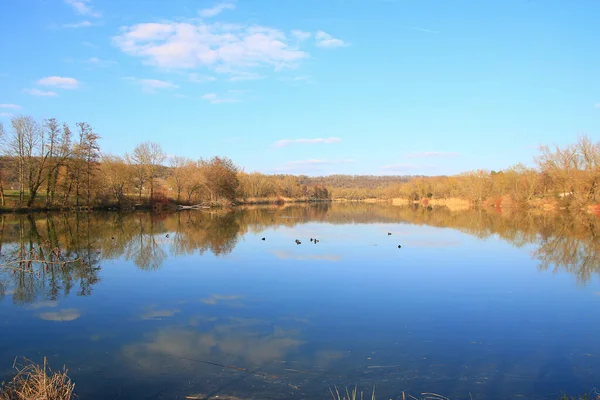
[0,115,330,209]
[1,115,597,210]
[383,136,600,210]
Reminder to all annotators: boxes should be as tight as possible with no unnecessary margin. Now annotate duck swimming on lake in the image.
[261,237,265,241]
[295,239,301,245]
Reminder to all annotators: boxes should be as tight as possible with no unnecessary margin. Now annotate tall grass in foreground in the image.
[0,357,76,400]
[329,385,449,400]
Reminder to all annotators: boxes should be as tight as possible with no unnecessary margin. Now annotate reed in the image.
[0,357,76,400]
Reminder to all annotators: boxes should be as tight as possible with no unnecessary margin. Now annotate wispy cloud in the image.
[189,73,217,83]
[272,137,342,148]
[27,300,58,310]
[37,76,80,89]
[201,92,239,104]
[315,31,347,48]
[229,72,263,82]
[0,112,13,118]
[594,103,600,108]
[291,30,311,41]
[63,20,93,28]
[24,88,58,97]
[84,57,116,66]
[199,3,236,18]
[279,75,312,83]
[405,26,440,34]
[201,294,244,306]
[0,104,22,110]
[141,307,180,320]
[38,308,81,321]
[65,0,101,17]
[126,77,178,93]
[404,151,461,158]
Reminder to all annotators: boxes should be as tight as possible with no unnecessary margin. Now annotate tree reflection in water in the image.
[1,204,600,305]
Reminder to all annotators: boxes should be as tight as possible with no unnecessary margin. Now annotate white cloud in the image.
[189,73,217,83]
[405,26,440,34]
[201,92,239,104]
[404,152,461,158]
[281,75,311,82]
[199,3,235,18]
[229,72,262,81]
[0,104,22,110]
[85,57,116,66]
[113,22,309,76]
[63,20,93,28]
[291,30,311,41]
[0,112,13,118]
[315,31,347,48]
[65,0,101,17]
[272,137,342,148]
[126,77,179,92]
[37,76,80,89]
[38,308,81,321]
[24,88,58,97]
[595,103,600,108]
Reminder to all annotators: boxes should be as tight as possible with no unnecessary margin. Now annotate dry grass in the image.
[0,357,76,400]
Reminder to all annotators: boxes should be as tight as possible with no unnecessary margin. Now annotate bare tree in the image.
[130,141,165,202]
[99,154,131,205]
[169,155,192,202]
[7,116,52,207]
[199,156,240,202]
[43,118,73,206]
[74,122,101,206]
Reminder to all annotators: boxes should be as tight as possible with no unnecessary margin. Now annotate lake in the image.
[0,203,599,400]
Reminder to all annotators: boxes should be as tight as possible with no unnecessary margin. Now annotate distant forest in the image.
[0,115,597,211]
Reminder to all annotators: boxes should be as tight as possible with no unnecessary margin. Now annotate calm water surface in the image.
[0,204,599,400]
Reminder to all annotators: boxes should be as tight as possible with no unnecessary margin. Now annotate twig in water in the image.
[421,393,449,400]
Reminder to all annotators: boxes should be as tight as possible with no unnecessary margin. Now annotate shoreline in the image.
[0,196,597,215]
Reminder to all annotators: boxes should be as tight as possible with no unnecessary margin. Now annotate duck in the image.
[261,237,266,241]
[388,232,392,236]
[295,239,301,245]
[397,245,402,248]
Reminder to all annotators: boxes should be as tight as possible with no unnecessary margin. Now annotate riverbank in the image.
[0,197,337,214]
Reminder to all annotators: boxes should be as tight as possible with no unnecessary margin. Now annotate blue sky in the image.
[1,0,599,176]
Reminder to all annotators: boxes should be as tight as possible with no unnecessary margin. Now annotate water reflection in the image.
[1,204,600,307]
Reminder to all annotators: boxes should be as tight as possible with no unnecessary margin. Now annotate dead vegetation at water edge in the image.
[0,357,76,400]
